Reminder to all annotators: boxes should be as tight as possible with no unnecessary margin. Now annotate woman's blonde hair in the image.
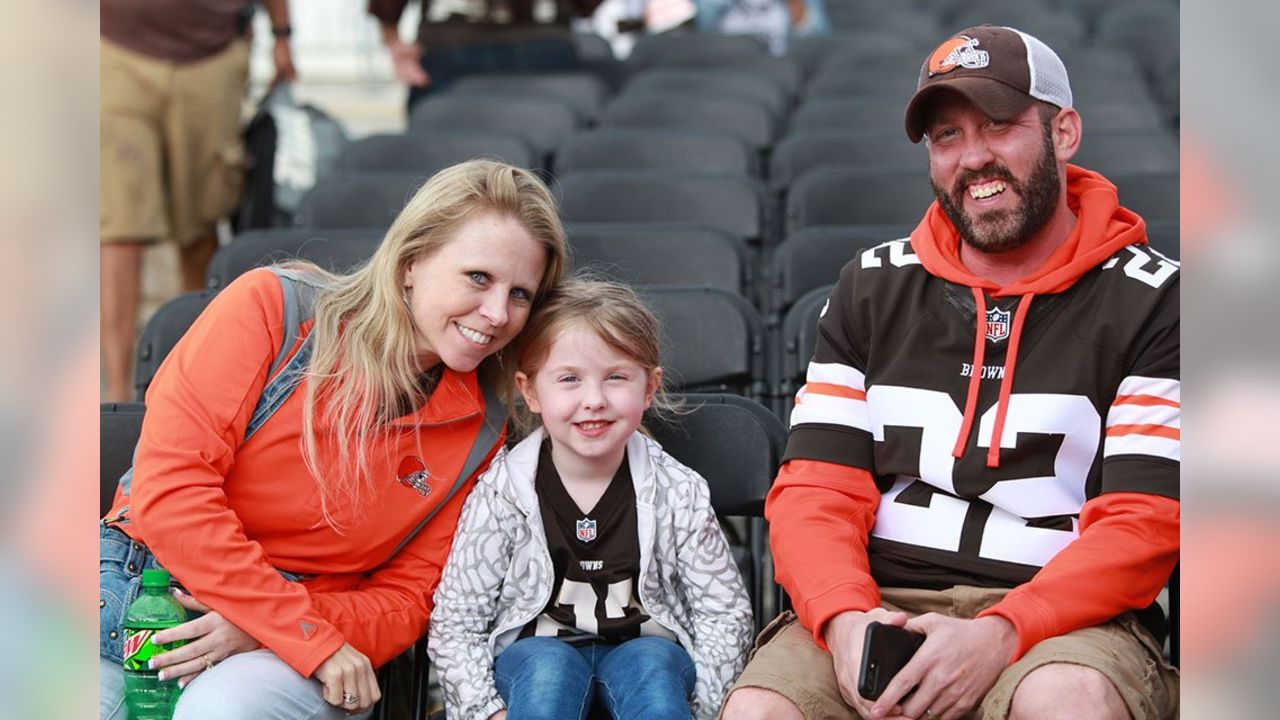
[511,277,678,437]
[298,160,566,528]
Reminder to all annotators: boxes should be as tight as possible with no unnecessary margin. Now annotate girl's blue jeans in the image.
[494,636,696,720]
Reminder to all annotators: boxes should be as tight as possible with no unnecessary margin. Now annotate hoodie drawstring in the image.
[986,293,1035,468]
[952,290,1036,468]
[952,288,988,458]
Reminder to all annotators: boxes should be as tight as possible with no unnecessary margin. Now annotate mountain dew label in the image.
[123,628,184,672]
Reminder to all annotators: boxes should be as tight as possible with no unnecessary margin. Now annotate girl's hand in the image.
[149,590,261,688]
[314,643,381,715]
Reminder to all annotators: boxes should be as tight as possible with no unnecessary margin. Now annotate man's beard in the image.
[931,126,1060,254]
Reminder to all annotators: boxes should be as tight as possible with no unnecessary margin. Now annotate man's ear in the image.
[1053,106,1083,163]
[515,371,540,414]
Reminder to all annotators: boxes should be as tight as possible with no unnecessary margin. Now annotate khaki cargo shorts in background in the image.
[729,586,1179,720]
[100,37,250,246]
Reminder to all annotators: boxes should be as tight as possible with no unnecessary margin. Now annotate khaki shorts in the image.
[100,37,249,246]
[730,586,1179,720]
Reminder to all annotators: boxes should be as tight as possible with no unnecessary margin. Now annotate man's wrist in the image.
[271,24,292,39]
[975,614,1019,664]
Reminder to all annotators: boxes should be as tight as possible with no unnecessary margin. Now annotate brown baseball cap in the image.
[904,25,1073,143]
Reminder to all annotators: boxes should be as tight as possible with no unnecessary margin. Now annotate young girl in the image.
[429,279,754,720]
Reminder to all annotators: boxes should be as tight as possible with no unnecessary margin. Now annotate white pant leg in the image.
[100,656,128,720]
[172,648,373,720]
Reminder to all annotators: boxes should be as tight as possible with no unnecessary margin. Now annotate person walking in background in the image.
[100,0,298,402]
[429,279,753,720]
[723,25,1180,720]
[99,160,567,719]
[369,0,601,110]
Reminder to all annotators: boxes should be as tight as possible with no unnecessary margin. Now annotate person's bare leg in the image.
[101,241,145,402]
[179,234,217,292]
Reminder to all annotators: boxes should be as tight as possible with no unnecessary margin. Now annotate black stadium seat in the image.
[766,224,908,320]
[773,283,834,420]
[601,92,779,151]
[566,223,754,298]
[207,228,383,290]
[1111,172,1180,226]
[786,167,934,233]
[639,287,767,399]
[335,132,535,174]
[625,33,769,71]
[445,72,609,123]
[626,69,790,119]
[554,128,756,176]
[408,94,579,164]
[557,170,768,244]
[101,403,146,516]
[134,290,217,400]
[294,173,428,230]
[770,131,927,190]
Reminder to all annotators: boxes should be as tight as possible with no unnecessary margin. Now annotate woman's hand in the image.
[314,643,381,715]
[149,590,261,688]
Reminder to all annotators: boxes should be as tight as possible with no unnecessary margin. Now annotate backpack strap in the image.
[377,378,507,566]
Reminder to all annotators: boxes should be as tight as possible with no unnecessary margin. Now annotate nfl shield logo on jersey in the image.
[576,518,598,543]
[985,306,1011,343]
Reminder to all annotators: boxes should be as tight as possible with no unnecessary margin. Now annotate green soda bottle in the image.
[122,568,188,719]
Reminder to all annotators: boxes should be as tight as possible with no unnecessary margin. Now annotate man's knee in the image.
[1008,663,1129,720]
[721,686,805,720]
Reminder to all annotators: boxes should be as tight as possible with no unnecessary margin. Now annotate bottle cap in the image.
[141,568,172,588]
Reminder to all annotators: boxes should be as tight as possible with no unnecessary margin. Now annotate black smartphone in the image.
[857,622,925,701]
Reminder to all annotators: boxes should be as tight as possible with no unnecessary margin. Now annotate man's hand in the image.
[271,37,298,89]
[379,24,429,88]
[823,608,910,719]
[871,614,1017,720]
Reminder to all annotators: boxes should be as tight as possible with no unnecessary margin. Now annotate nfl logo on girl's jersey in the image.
[576,518,597,543]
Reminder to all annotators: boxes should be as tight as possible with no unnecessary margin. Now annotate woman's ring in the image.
[203,654,214,671]
[343,691,359,705]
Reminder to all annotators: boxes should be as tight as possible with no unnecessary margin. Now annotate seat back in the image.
[101,403,146,516]
[554,128,756,176]
[640,287,766,399]
[786,167,933,233]
[446,72,610,122]
[770,131,927,190]
[134,290,218,400]
[408,94,580,163]
[336,132,535,174]
[567,223,753,298]
[294,173,429,230]
[558,170,766,244]
[207,228,383,290]
[626,69,790,119]
[1111,172,1180,225]
[767,225,905,319]
[774,284,834,420]
[601,92,778,151]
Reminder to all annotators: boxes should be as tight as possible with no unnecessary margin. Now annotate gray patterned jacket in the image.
[428,428,754,720]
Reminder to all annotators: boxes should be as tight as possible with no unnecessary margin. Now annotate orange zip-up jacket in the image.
[104,268,504,676]
[770,166,1180,661]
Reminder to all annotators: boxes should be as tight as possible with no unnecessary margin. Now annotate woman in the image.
[99,160,567,719]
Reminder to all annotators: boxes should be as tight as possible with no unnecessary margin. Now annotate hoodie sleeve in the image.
[980,274,1181,659]
[671,467,754,720]
[428,460,516,720]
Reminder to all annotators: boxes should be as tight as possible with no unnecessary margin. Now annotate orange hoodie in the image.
[103,269,504,676]
[768,166,1180,660]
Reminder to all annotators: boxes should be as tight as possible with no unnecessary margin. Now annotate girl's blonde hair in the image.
[511,277,678,436]
[298,160,566,528]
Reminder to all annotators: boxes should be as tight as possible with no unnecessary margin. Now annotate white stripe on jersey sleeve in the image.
[806,361,867,389]
[791,388,871,431]
[1104,433,1180,462]
[1106,404,1181,428]
[1116,376,1180,403]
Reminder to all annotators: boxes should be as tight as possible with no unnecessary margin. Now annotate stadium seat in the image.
[408,94,580,164]
[789,98,907,135]
[134,290,218,400]
[806,63,920,102]
[626,68,791,120]
[766,224,907,320]
[819,8,941,46]
[1071,100,1169,133]
[554,127,757,176]
[1146,222,1179,260]
[445,72,609,123]
[1111,172,1180,226]
[770,131,927,190]
[786,167,934,234]
[571,31,615,63]
[335,132,536,174]
[601,92,779,151]
[626,32,769,71]
[566,223,754,298]
[101,403,145,516]
[206,228,383,290]
[1071,131,1179,176]
[773,283,833,420]
[294,173,428,230]
[950,7,1086,47]
[639,287,767,400]
[557,170,768,244]
[647,393,788,630]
